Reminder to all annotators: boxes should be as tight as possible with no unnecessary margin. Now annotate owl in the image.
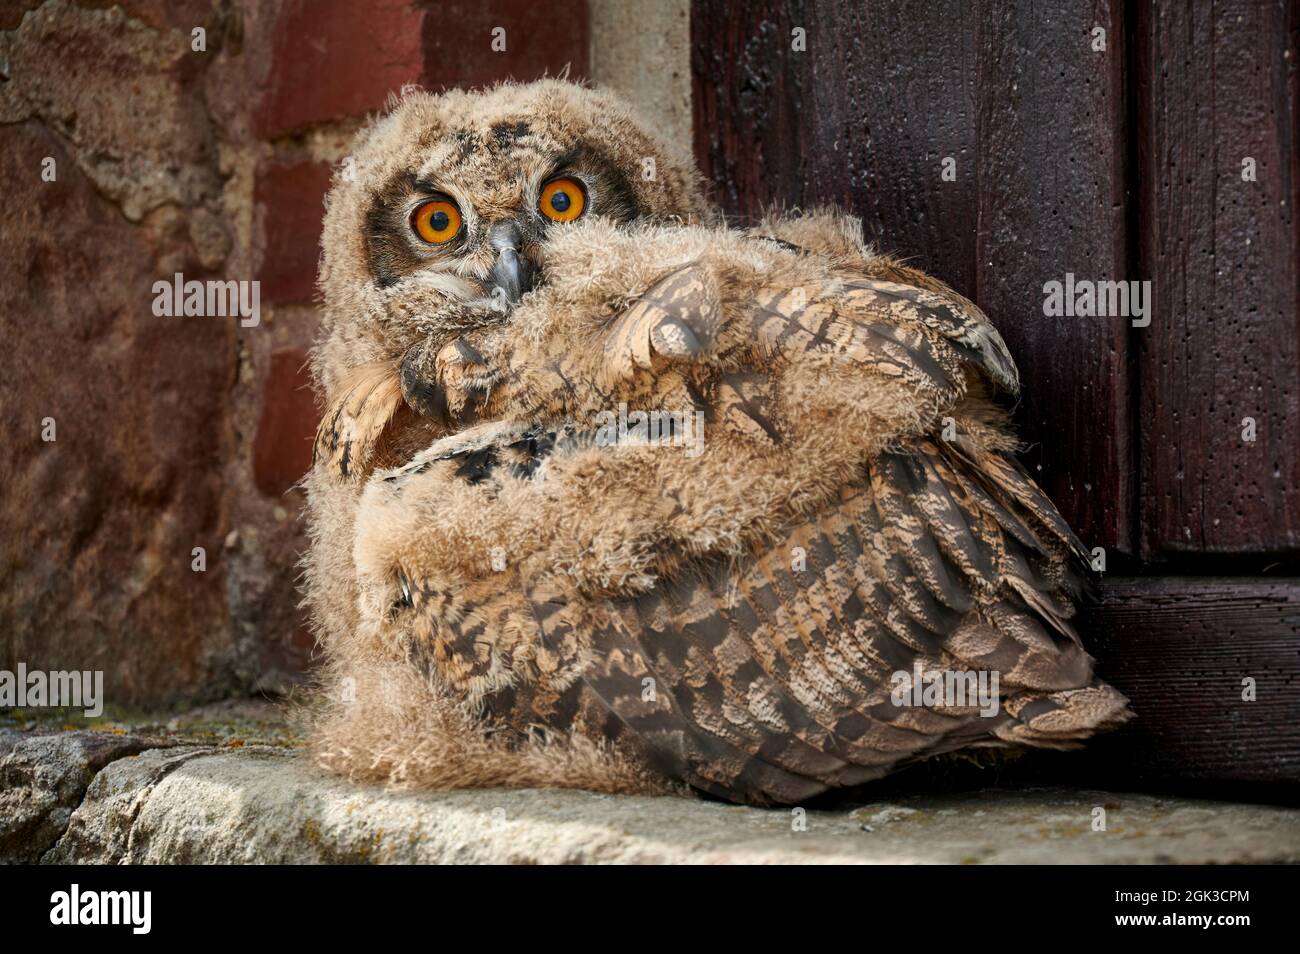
[304,80,1131,805]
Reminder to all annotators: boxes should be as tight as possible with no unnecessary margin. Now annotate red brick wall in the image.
[0,0,589,708]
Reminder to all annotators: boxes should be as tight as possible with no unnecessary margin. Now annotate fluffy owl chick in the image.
[306,80,1129,806]
[344,210,1131,805]
[305,80,716,796]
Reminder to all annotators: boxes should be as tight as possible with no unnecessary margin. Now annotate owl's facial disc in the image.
[363,126,641,322]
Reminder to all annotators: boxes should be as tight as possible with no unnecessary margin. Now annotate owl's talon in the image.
[453,339,486,366]
[399,351,450,422]
[650,315,702,358]
[397,340,454,421]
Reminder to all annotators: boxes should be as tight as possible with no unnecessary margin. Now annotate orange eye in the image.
[411,199,462,244]
[539,177,586,222]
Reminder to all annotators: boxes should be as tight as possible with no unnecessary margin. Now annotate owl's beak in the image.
[486,221,535,307]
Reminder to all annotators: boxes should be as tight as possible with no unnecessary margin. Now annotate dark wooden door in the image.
[692,0,1300,795]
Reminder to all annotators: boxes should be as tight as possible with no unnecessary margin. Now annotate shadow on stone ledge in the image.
[3,720,1299,864]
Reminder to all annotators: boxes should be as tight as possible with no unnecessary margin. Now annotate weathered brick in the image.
[421,0,590,91]
[0,122,236,705]
[252,348,318,497]
[94,0,216,32]
[0,1,41,31]
[255,0,591,138]
[255,158,332,304]
[254,0,427,138]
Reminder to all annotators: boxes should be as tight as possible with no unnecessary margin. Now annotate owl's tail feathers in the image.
[995,682,1133,748]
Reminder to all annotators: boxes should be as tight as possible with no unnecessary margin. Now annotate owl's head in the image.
[315,80,716,391]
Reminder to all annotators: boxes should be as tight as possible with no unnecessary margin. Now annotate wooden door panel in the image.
[691,0,1132,551]
[804,1,980,299]
[1081,578,1300,786]
[1135,0,1300,556]
[974,0,1133,554]
[691,0,811,221]
[691,0,1300,788]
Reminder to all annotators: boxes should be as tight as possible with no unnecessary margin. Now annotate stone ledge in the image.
[4,725,1298,864]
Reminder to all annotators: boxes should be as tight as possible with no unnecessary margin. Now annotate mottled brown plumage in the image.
[304,80,1129,805]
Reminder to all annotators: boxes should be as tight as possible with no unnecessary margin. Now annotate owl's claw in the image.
[395,570,414,608]
[597,263,722,388]
[452,338,486,366]
[399,334,504,427]
[399,342,451,422]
